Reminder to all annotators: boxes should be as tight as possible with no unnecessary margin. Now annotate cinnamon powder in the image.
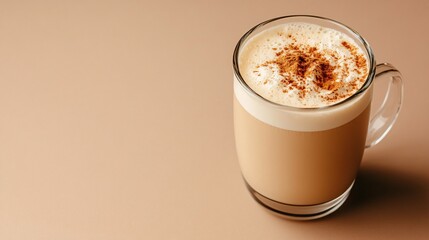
[256,38,367,103]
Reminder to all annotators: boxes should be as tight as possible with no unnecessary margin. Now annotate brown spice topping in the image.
[314,62,339,91]
[255,38,368,104]
[341,41,353,51]
[267,44,338,93]
[342,41,368,73]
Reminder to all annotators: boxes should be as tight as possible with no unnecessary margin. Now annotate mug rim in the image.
[232,15,376,111]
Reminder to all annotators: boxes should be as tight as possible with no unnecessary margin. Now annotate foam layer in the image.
[234,77,372,131]
[234,21,373,131]
[239,22,369,108]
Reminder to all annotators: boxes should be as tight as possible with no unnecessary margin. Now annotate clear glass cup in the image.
[233,15,403,220]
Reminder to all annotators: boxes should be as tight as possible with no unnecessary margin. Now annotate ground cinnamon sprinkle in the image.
[342,41,368,72]
[341,41,353,51]
[255,38,368,103]
[264,42,340,98]
[314,62,338,90]
[355,55,366,69]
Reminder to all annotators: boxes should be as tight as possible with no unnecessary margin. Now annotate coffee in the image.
[234,97,370,205]
[233,16,403,219]
[234,21,372,206]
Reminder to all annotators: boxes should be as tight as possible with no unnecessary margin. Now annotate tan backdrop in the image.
[0,0,428,239]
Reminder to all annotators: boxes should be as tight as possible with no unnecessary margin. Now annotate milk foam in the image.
[239,23,369,108]
[234,21,373,131]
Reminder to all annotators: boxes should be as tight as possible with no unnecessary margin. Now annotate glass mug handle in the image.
[365,63,404,148]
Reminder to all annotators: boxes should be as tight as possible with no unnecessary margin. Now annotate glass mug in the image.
[233,15,403,220]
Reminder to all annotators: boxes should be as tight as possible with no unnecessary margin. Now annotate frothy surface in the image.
[239,22,369,108]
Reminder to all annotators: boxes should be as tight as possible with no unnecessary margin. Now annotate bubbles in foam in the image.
[239,22,369,108]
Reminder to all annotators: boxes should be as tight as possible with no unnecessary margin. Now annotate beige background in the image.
[0,0,428,239]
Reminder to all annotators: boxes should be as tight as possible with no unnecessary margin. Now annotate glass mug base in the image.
[244,179,354,220]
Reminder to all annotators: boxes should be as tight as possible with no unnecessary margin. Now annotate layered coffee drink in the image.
[234,21,372,206]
